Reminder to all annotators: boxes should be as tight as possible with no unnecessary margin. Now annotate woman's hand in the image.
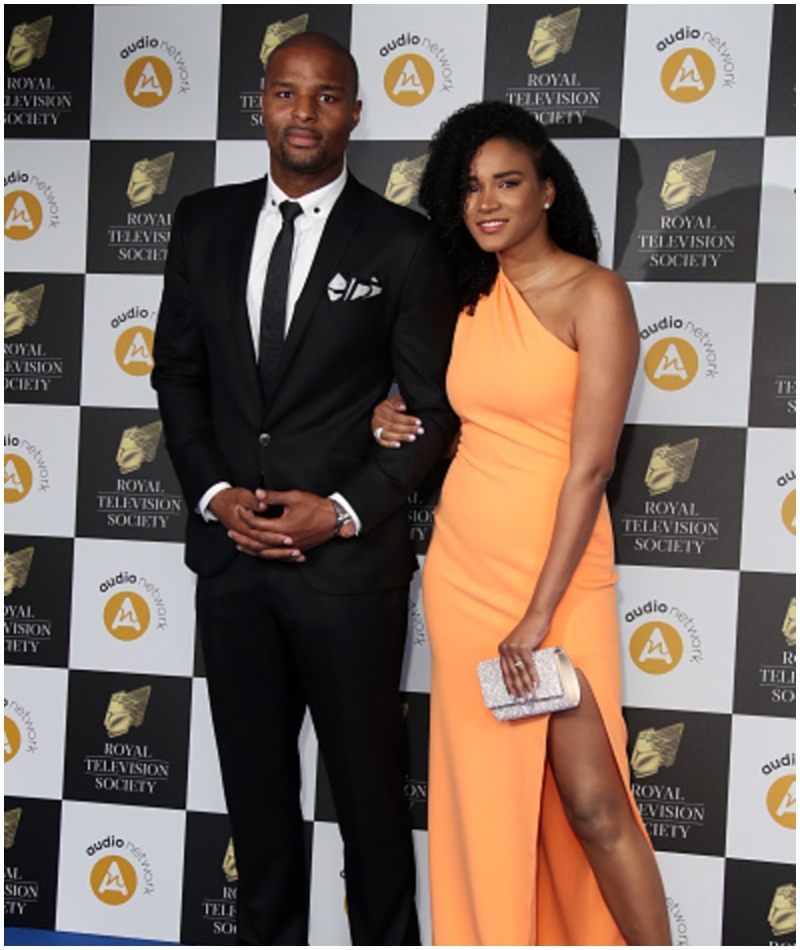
[498,613,551,700]
[371,392,425,448]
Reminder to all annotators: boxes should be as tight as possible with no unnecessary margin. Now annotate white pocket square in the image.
[327,273,383,302]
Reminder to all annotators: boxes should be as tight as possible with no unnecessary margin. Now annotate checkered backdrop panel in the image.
[4,5,795,946]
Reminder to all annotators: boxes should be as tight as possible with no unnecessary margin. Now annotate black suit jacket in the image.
[152,174,458,593]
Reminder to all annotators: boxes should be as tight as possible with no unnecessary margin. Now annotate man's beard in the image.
[277,137,330,176]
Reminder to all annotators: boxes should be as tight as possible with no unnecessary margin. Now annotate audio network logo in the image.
[385,155,428,207]
[104,591,151,642]
[115,326,155,376]
[4,714,22,762]
[259,14,309,67]
[6,17,52,72]
[780,485,795,536]
[4,699,37,762]
[91,854,138,905]
[766,772,796,830]
[104,685,152,739]
[379,30,454,107]
[5,433,50,504]
[655,24,736,104]
[528,8,580,68]
[5,284,43,338]
[5,169,60,240]
[639,314,719,391]
[630,621,684,674]
[644,338,698,391]
[119,32,191,107]
[768,884,796,938]
[4,547,34,596]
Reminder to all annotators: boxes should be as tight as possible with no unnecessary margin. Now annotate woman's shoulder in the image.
[562,257,633,319]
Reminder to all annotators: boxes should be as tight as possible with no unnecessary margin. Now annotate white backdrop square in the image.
[756,135,796,283]
[4,404,80,539]
[90,5,222,140]
[626,282,755,426]
[617,565,738,714]
[5,140,89,274]
[56,800,186,942]
[350,4,488,141]
[725,714,795,864]
[620,5,772,138]
[185,678,226,815]
[69,538,195,677]
[308,821,350,948]
[739,427,796,573]
[401,563,432,695]
[656,851,725,946]
[81,274,162,408]
[556,137,619,269]
[214,140,269,187]
[299,711,319,824]
[4,666,68,801]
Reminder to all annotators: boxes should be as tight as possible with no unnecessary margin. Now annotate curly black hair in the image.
[419,101,599,312]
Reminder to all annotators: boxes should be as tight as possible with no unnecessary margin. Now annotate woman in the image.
[373,102,670,946]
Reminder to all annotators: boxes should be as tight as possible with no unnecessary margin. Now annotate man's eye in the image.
[319,94,336,103]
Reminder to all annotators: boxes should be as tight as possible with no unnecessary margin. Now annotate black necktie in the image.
[258,199,302,400]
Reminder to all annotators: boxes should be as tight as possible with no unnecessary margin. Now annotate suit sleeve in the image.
[151,199,231,509]
[337,224,459,534]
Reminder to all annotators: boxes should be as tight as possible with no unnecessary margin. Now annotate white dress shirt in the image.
[199,165,361,532]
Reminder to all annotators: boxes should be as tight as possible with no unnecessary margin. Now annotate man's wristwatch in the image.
[330,499,356,539]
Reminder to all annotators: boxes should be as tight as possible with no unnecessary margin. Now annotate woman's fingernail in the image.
[408,434,416,441]
[526,692,534,701]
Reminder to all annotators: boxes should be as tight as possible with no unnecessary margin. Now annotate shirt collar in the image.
[265,162,348,221]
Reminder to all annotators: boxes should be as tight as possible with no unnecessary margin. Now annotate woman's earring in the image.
[543,202,550,210]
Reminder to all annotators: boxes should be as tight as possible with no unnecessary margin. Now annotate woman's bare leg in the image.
[547,671,672,946]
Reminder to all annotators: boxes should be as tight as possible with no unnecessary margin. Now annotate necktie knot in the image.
[279,200,302,224]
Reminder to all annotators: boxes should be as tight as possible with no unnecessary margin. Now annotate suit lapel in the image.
[228,177,266,427]
[265,176,366,405]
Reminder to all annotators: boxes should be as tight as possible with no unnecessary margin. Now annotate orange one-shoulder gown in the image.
[423,269,648,946]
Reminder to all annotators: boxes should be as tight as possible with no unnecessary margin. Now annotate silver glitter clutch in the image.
[477,646,581,721]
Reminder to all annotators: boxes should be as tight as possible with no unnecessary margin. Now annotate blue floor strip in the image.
[4,928,175,946]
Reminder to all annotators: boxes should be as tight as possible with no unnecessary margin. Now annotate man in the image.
[152,32,457,946]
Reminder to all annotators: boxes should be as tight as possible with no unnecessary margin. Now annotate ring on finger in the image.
[373,426,383,443]
[513,660,524,668]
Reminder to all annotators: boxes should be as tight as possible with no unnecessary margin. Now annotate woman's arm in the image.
[499,269,639,699]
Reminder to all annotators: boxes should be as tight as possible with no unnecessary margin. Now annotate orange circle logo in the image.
[4,190,43,240]
[661,47,716,103]
[4,715,21,762]
[115,326,155,376]
[782,489,796,535]
[644,337,699,391]
[630,621,684,674]
[384,54,434,106]
[766,774,796,829]
[124,57,173,108]
[103,591,151,641]
[90,854,138,905]
[4,453,33,503]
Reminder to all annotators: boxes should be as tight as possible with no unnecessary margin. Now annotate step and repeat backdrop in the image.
[4,4,795,945]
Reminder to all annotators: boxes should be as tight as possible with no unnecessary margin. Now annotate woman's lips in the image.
[476,219,507,234]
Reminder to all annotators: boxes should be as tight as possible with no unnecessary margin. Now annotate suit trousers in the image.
[196,552,420,946]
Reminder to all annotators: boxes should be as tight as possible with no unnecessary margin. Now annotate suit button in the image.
[258,433,271,446]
